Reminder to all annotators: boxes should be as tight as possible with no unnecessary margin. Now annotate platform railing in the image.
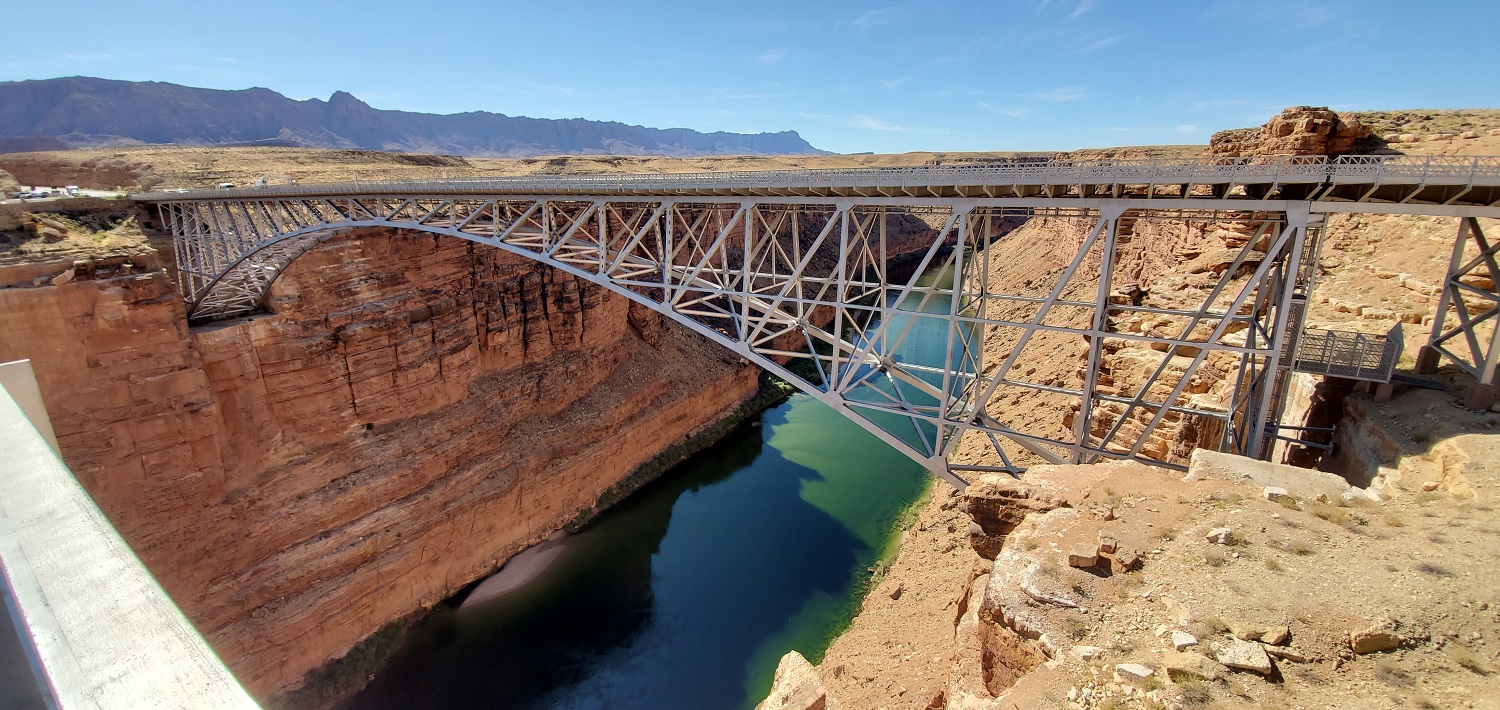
[1290,322,1404,383]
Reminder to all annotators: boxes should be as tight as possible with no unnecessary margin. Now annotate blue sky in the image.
[4,0,1498,154]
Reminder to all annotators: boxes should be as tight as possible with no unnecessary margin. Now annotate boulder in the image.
[1216,639,1274,674]
[1229,621,1290,645]
[756,651,841,710]
[1073,645,1105,661]
[1114,663,1154,682]
[1160,651,1224,681]
[1111,547,1141,574]
[1067,546,1100,569]
[1171,630,1199,651]
[1350,621,1402,654]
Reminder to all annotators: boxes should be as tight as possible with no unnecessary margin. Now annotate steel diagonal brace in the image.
[1118,215,1302,460]
[543,203,601,258]
[1093,219,1271,452]
[965,209,1117,422]
[744,205,846,344]
[456,200,500,231]
[836,209,965,392]
[605,203,669,275]
[668,205,747,307]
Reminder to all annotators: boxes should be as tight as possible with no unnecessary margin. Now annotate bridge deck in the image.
[135,154,1500,208]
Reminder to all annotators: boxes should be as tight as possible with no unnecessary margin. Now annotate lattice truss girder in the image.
[1426,217,1500,383]
[159,197,1313,487]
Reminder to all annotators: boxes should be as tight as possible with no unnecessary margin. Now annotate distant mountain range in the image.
[0,77,828,157]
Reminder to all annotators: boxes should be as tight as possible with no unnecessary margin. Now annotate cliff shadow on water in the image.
[337,394,927,710]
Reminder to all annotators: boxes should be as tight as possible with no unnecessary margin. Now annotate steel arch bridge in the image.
[138,155,1500,487]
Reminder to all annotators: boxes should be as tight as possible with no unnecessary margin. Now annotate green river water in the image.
[342,262,966,710]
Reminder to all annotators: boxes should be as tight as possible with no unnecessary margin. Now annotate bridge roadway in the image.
[135,155,1500,486]
[138,154,1500,206]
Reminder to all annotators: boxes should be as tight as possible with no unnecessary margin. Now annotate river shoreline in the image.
[272,370,796,710]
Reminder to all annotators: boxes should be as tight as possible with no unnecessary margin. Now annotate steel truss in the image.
[157,195,1321,487]
[1425,217,1500,383]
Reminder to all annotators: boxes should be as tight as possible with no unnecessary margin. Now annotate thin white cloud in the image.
[884,77,912,90]
[1065,33,1129,53]
[61,52,118,63]
[1068,0,1095,19]
[717,91,792,100]
[755,49,786,65]
[1024,86,1088,102]
[847,116,951,134]
[849,7,898,29]
[978,101,1031,118]
[1175,124,1198,133]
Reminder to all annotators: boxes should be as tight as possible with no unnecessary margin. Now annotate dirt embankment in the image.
[761,106,1500,710]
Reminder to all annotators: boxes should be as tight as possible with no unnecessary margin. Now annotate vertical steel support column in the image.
[740,201,754,343]
[830,204,851,386]
[1248,206,1308,458]
[1072,205,1124,463]
[1421,217,1472,371]
[661,201,674,302]
[938,207,970,447]
[1468,219,1500,407]
[596,200,608,275]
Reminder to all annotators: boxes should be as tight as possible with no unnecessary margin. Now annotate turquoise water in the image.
[340,397,928,710]
[341,257,974,710]
[841,259,981,456]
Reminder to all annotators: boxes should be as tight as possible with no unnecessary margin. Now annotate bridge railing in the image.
[134,154,1500,201]
[1327,154,1500,182]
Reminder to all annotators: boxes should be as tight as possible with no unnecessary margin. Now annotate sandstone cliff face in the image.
[0,227,759,698]
[0,152,150,191]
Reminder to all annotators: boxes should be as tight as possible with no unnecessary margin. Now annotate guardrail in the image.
[0,362,260,709]
[134,154,1500,201]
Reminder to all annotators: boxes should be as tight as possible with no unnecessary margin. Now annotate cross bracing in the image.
[140,162,1500,486]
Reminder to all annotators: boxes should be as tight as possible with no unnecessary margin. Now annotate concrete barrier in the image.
[0,363,259,709]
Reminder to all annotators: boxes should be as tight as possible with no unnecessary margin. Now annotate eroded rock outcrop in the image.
[0,226,761,699]
[756,652,844,710]
[1208,106,1374,157]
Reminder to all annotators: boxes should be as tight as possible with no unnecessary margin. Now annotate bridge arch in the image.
[153,185,1410,482]
[164,201,993,487]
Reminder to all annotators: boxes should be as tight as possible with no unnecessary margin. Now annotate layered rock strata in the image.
[1208,106,1374,157]
[0,226,761,698]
